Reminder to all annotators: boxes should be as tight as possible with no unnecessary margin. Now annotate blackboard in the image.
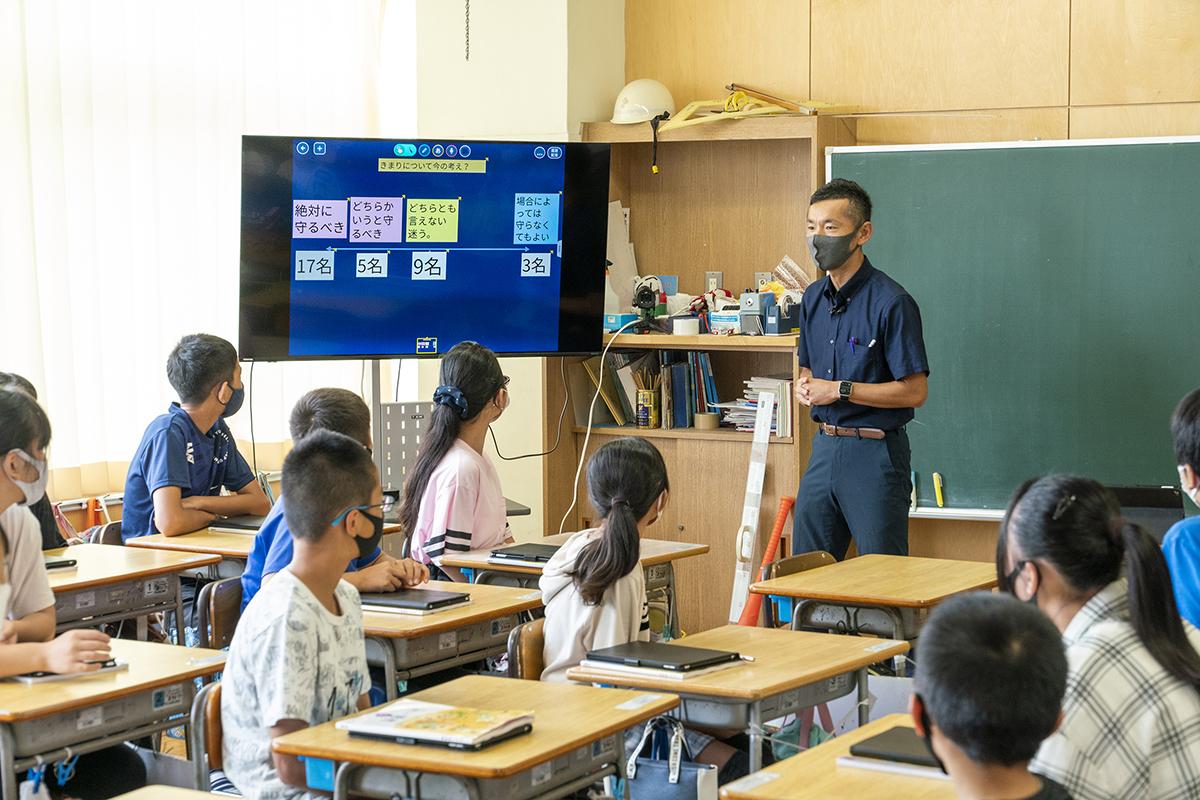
[829,139,1199,509]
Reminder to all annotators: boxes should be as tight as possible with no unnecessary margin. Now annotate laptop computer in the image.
[489,543,561,564]
[359,587,471,614]
[584,641,740,673]
[208,514,267,534]
[848,724,939,769]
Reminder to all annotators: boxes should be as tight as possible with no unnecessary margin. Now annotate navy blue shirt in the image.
[240,497,381,612]
[122,404,256,542]
[796,257,929,430]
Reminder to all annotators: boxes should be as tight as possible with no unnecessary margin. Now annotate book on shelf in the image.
[581,356,628,426]
[336,698,535,749]
[712,373,792,436]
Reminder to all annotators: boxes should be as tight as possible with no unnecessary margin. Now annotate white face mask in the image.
[1180,465,1200,510]
[4,449,48,507]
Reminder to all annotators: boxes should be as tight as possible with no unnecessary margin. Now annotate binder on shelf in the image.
[581,357,628,426]
[671,361,691,428]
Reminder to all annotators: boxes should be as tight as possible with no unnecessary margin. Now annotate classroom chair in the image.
[197,578,243,650]
[92,520,123,546]
[188,681,230,793]
[505,617,545,680]
[760,551,836,628]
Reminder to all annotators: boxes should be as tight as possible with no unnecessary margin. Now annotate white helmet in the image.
[611,79,676,124]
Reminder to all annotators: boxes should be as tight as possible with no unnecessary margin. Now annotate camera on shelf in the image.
[631,276,667,334]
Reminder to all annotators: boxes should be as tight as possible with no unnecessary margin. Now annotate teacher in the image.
[793,179,929,559]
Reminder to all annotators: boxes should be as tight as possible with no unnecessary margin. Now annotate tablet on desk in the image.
[43,554,77,572]
[208,514,268,534]
[488,543,560,564]
[848,724,939,768]
[6,658,129,684]
[585,641,740,673]
[360,587,472,615]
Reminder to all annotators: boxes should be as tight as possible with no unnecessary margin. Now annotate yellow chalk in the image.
[933,472,945,508]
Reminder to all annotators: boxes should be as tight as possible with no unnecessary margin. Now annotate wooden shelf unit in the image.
[541,116,855,634]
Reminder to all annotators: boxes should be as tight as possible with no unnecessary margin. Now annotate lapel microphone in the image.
[829,297,848,316]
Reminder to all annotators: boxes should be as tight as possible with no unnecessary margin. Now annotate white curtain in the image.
[1,0,418,499]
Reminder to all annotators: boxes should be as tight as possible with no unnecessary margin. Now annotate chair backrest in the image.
[189,681,223,790]
[93,521,123,546]
[197,577,243,650]
[506,617,545,680]
[760,551,836,628]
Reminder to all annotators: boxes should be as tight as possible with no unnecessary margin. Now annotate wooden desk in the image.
[750,554,998,649]
[566,625,909,773]
[47,544,221,644]
[441,533,709,639]
[364,580,545,701]
[720,714,953,800]
[0,639,226,800]
[273,674,678,800]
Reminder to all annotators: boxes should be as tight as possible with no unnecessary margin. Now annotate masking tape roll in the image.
[695,412,719,430]
[673,317,701,336]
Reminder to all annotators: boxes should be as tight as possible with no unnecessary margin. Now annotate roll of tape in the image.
[695,412,719,430]
[673,317,700,336]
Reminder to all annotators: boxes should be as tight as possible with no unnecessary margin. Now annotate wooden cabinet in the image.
[541,116,855,634]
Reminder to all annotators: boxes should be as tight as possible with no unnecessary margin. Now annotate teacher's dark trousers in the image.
[793,428,912,560]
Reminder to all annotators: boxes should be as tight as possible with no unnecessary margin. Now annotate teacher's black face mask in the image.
[807,225,862,272]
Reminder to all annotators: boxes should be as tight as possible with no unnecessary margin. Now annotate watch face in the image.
[839,381,852,397]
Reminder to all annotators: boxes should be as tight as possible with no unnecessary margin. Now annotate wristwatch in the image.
[838,380,853,400]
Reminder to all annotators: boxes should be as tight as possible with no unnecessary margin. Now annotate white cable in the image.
[557,319,642,536]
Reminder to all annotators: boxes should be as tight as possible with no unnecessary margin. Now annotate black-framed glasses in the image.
[331,496,396,526]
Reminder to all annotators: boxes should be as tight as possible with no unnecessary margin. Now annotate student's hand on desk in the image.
[0,621,17,646]
[350,561,407,592]
[391,558,430,587]
[796,376,838,407]
[45,630,111,674]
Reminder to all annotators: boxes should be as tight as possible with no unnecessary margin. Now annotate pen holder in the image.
[636,389,661,429]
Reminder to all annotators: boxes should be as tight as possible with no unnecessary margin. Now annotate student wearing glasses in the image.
[400,342,514,581]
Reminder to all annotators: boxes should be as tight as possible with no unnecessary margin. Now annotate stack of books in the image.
[710,374,793,436]
[337,698,535,750]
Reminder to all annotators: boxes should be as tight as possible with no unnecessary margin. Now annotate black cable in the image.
[488,357,569,460]
[248,360,257,474]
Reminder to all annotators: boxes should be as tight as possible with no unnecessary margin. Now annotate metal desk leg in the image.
[333,760,354,800]
[749,700,764,772]
[174,574,187,646]
[665,563,680,639]
[857,666,870,727]
[0,724,16,800]
[371,636,400,701]
[616,728,630,800]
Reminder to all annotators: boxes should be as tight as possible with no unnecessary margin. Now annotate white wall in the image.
[414,0,624,539]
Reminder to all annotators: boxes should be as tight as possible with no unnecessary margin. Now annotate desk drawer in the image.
[54,577,177,623]
[350,733,619,800]
[367,614,519,671]
[10,681,194,756]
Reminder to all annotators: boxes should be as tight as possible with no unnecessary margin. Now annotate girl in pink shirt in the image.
[401,342,512,580]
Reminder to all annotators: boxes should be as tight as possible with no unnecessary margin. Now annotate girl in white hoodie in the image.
[539,437,748,782]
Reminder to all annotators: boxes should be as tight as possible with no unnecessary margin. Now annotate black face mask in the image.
[914,694,948,775]
[356,510,385,561]
[1005,560,1041,606]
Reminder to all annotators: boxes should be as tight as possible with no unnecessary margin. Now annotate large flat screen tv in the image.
[239,135,611,360]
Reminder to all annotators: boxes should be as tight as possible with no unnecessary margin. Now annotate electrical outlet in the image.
[705,271,723,292]
[754,272,773,290]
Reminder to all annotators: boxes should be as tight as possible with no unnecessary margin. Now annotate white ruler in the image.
[728,390,775,623]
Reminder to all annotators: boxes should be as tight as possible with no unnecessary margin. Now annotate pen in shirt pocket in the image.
[849,337,877,354]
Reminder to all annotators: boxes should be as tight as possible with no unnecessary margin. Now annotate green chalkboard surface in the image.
[830,139,1199,509]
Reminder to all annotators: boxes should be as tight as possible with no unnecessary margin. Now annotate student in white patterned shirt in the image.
[221,431,383,799]
[998,475,1200,800]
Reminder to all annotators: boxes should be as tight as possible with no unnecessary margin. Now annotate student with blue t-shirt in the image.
[1163,387,1200,628]
[240,388,427,611]
[123,334,271,543]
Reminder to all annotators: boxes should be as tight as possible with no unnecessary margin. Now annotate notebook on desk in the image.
[360,587,472,615]
[488,543,560,564]
[337,698,534,750]
[208,514,267,534]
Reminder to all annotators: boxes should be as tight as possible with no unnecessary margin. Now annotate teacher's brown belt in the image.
[819,423,886,440]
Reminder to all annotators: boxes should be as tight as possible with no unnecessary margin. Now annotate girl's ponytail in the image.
[571,438,668,605]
